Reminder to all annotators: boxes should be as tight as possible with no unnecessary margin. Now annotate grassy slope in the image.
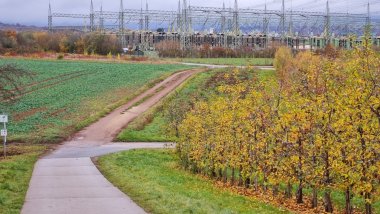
[0,58,190,143]
[174,58,273,66]
[0,145,46,214]
[97,149,290,214]
[116,69,276,142]
[116,114,174,142]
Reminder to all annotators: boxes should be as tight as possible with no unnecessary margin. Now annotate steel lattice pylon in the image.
[48,0,380,50]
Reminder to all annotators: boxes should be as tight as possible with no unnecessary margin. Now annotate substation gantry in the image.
[48,0,380,50]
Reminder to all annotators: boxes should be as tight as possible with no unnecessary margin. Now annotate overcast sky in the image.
[0,0,375,26]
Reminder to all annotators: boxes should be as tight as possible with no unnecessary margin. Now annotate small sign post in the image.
[0,115,8,158]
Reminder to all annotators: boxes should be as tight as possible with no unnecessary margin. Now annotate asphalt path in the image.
[21,69,201,214]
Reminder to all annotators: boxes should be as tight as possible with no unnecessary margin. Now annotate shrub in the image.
[57,54,64,60]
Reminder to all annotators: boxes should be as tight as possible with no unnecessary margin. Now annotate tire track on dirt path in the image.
[21,68,204,214]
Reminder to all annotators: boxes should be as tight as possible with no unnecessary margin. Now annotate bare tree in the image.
[0,64,32,102]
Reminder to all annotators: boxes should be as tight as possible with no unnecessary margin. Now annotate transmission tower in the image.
[139,3,144,31]
[232,0,240,48]
[263,3,269,48]
[324,0,331,44]
[365,2,372,35]
[180,0,191,50]
[48,2,52,32]
[280,0,285,40]
[48,0,379,50]
[221,2,228,48]
[367,2,370,26]
[289,9,293,37]
[188,2,193,34]
[119,0,126,48]
[221,2,226,33]
[232,0,239,35]
[139,1,150,51]
[177,0,181,32]
[227,5,233,33]
[366,2,371,27]
[99,4,104,32]
[145,1,149,31]
[90,0,95,32]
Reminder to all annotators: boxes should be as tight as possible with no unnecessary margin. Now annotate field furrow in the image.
[0,58,191,143]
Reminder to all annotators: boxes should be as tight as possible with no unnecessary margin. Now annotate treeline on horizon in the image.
[0,30,121,56]
[0,30,276,58]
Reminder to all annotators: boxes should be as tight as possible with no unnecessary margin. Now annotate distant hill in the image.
[0,22,45,31]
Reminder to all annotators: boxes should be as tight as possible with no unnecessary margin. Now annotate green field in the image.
[174,58,273,66]
[0,145,46,214]
[0,59,190,143]
[97,149,290,214]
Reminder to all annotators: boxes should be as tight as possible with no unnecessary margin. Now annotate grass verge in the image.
[116,112,174,142]
[171,58,273,66]
[97,149,290,214]
[0,145,46,214]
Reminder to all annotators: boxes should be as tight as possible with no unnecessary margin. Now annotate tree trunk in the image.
[324,190,333,213]
[263,174,268,192]
[218,168,223,181]
[323,150,333,212]
[238,170,243,186]
[311,187,318,208]
[365,192,372,214]
[345,187,352,214]
[285,181,292,199]
[211,168,217,178]
[244,178,250,188]
[296,181,303,204]
[230,168,235,186]
[191,164,197,173]
[272,184,279,196]
[296,138,303,204]
[175,126,179,138]
[254,176,259,191]
[223,168,228,183]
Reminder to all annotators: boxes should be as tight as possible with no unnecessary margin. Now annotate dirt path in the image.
[21,68,203,214]
[69,68,202,145]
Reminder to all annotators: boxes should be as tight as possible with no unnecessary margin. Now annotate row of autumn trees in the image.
[177,40,380,213]
[0,30,121,55]
[155,40,276,58]
[0,30,276,58]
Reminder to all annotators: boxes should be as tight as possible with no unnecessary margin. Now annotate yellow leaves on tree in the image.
[177,44,380,214]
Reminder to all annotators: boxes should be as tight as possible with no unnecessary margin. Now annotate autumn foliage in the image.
[177,41,380,213]
[154,40,276,58]
[0,30,121,55]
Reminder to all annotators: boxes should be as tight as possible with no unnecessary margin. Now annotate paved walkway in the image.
[22,143,174,214]
[21,69,199,214]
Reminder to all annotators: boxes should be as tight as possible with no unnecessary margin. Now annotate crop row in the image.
[0,58,190,142]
